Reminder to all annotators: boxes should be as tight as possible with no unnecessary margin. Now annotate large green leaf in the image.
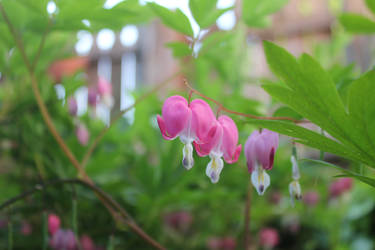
[189,0,231,29]
[166,41,192,58]
[339,13,375,33]
[242,0,289,28]
[148,2,194,37]
[365,0,375,15]
[348,70,375,154]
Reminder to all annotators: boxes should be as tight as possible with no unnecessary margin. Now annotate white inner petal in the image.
[182,143,194,170]
[251,164,270,195]
[206,154,224,183]
[290,155,300,180]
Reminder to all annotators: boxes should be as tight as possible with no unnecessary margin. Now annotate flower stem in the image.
[42,212,48,250]
[244,184,252,250]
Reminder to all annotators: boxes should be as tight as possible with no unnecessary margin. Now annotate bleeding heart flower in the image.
[97,77,114,108]
[48,214,60,236]
[244,129,279,195]
[20,221,32,236]
[259,228,279,248]
[76,124,90,146]
[289,155,302,206]
[67,97,78,116]
[80,235,95,250]
[87,87,98,107]
[303,191,319,207]
[49,229,76,250]
[157,96,217,170]
[194,115,242,183]
[329,177,353,198]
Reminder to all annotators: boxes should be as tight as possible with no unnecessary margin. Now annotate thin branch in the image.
[80,72,180,168]
[184,79,309,124]
[30,17,52,72]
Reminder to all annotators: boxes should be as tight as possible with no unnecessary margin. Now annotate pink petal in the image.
[159,96,190,139]
[218,115,241,164]
[97,77,112,96]
[244,131,260,173]
[193,123,223,157]
[156,115,174,140]
[190,99,216,143]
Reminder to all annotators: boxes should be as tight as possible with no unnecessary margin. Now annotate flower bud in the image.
[67,97,78,116]
[259,228,279,248]
[76,124,90,146]
[48,214,60,236]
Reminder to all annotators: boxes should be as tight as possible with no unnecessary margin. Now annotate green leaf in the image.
[348,70,375,156]
[339,13,375,33]
[302,159,375,188]
[189,0,232,29]
[165,41,192,58]
[148,3,194,37]
[365,0,375,15]
[242,0,289,28]
[273,106,303,120]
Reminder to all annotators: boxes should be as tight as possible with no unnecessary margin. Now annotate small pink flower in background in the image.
[20,221,32,235]
[50,229,76,250]
[259,228,279,249]
[48,214,60,235]
[88,87,98,107]
[245,129,279,195]
[157,96,217,170]
[329,177,353,198]
[76,124,90,146]
[164,211,193,232]
[68,97,78,116]
[207,236,236,250]
[97,77,114,108]
[194,115,242,183]
[80,234,95,250]
[303,191,319,207]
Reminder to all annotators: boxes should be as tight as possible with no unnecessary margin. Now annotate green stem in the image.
[8,215,13,250]
[42,212,48,250]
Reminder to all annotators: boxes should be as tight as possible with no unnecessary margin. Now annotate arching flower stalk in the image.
[245,129,279,195]
[289,154,302,206]
[194,115,242,183]
[157,95,217,170]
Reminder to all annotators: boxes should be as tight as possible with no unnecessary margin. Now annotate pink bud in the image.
[67,97,78,116]
[49,229,76,250]
[88,87,98,107]
[48,214,60,235]
[329,178,353,198]
[76,124,89,146]
[164,211,193,232]
[97,77,112,96]
[21,221,32,236]
[303,191,319,207]
[259,228,279,248]
[80,235,95,250]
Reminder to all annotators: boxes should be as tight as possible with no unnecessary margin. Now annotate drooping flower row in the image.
[157,95,242,183]
[156,95,282,194]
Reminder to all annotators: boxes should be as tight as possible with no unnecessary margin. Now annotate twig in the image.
[80,71,180,168]
[184,79,309,124]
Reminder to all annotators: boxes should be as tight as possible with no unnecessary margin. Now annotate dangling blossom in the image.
[76,123,90,146]
[20,221,32,236]
[80,235,96,250]
[194,115,242,183]
[289,155,302,206]
[49,229,76,250]
[67,97,78,116]
[244,129,279,195]
[87,86,98,107]
[157,96,217,170]
[48,214,61,236]
[97,77,114,108]
[329,177,353,198]
[303,191,319,207]
[259,228,279,249]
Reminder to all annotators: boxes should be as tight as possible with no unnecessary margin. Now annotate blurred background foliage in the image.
[0,0,375,249]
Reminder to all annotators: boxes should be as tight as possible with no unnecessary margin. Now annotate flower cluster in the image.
[157,95,241,183]
[48,214,98,250]
[244,129,279,195]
